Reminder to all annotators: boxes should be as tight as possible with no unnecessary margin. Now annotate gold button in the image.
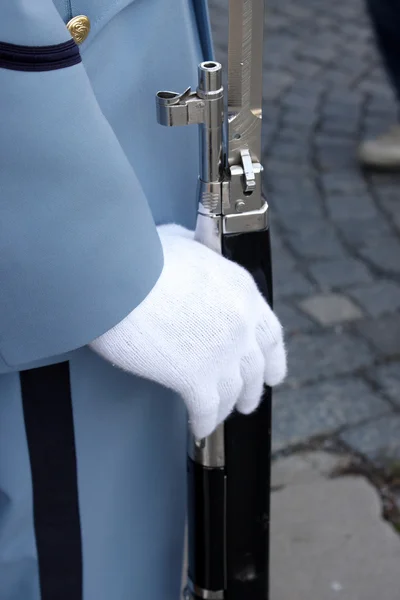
[67,15,91,45]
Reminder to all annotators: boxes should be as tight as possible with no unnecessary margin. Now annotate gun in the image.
[155,1,272,599]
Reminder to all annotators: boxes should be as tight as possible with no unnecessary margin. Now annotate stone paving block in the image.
[312,14,336,30]
[267,184,323,218]
[325,192,378,221]
[321,171,369,196]
[318,150,358,172]
[275,301,317,335]
[266,13,289,31]
[270,469,400,600]
[357,78,396,99]
[287,79,326,98]
[369,176,400,195]
[299,293,363,325]
[267,189,323,220]
[285,58,321,80]
[340,20,371,39]
[316,69,357,89]
[272,199,322,223]
[362,118,395,140]
[262,70,294,101]
[340,414,400,468]
[359,236,400,274]
[266,33,300,56]
[325,88,364,106]
[367,95,398,115]
[367,96,398,117]
[282,107,319,129]
[303,450,347,475]
[263,100,281,122]
[284,331,375,387]
[372,178,400,200]
[337,216,393,249]
[268,195,324,222]
[315,134,357,150]
[339,38,370,58]
[378,195,400,230]
[271,451,349,488]
[371,362,400,406]
[312,31,343,51]
[321,102,360,120]
[320,114,360,137]
[336,55,370,78]
[297,44,337,65]
[308,257,373,288]
[274,266,316,299]
[271,454,327,488]
[270,140,311,164]
[336,0,365,18]
[370,67,392,86]
[347,280,400,317]
[282,89,321,112]
[284,221,346,259]
[272,245,298,271]
[261,124,277,151]
[273,127,311,146]
[269,227,286,252]
[354,313,400,356]
[264,54,294,72]
[315,136,358,171]
[263,160,315,184]
[272,377,390,451]
[262,112,280,142]
[280,3,315,20]
[273,202,325,230]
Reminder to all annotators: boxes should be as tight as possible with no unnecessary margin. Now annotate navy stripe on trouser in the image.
[20,363,83,600]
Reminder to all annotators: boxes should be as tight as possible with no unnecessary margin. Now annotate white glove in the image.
[90,224,287,439]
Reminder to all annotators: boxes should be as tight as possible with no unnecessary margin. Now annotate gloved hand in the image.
[89,224,287,439]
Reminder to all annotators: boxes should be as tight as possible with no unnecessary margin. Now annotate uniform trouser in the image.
[365,0,400,103]
[0,1,213,598]
[0,349,187,600]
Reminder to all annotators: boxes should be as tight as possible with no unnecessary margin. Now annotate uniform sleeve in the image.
[0,0,163,368]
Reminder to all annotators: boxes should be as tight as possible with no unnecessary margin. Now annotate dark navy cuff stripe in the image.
[0,38,81,72]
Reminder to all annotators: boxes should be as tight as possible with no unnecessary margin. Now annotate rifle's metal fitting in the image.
[156,62,267,238]
[188,425,225,468]
[156,88,205,127]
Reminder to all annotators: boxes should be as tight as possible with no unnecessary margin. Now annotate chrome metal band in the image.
[187,579,224,600]
[188,424,225,467]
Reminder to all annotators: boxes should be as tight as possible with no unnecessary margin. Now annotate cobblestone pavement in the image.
[208,0,400,474]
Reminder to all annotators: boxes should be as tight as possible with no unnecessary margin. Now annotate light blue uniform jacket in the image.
[0,1,213,599]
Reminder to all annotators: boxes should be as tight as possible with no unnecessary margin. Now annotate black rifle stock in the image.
[156,2,272,599]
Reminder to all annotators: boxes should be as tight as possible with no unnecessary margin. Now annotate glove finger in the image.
[186,385,221,440]
[255,303,287,387]
[236,346,265,415]
[217,373,244,425]
[188,408,219,440]
[263,338,287,386]
[256,298,285,347]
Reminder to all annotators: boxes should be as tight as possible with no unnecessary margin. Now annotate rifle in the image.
[156,1,272,599]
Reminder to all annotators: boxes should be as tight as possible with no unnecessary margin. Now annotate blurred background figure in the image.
[359,0,400,168]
